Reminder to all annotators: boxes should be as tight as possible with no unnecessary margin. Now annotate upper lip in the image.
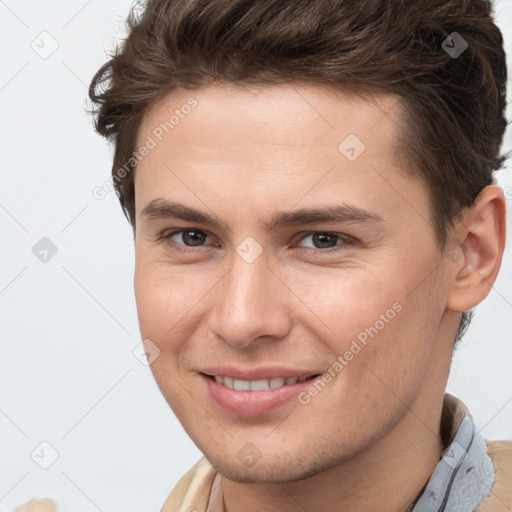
[200,366,322,381]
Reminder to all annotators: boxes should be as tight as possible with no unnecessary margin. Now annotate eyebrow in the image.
[141,198,383,232]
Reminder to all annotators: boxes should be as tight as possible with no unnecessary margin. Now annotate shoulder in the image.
[160,456,217,512]
[476,440,512,512]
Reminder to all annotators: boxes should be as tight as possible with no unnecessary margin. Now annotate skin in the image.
[133,83,506,512]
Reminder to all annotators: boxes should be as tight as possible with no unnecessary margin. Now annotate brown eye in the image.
[297,232,354,251]
[163,229,210,249]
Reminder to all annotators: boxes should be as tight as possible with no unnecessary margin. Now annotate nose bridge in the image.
[210,246,289,348]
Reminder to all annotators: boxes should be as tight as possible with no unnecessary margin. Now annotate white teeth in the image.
[212,375,309,390]
[269,377,285,389]
[250,379,270,390]
[233,379,251,391]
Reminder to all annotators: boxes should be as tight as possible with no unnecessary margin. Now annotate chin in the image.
[205,449,342,484]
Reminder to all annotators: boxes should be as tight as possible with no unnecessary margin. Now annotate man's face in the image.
[133,83,453,482]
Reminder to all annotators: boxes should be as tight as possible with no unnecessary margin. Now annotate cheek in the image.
[284,265,401,339]
[133,257,217,348]
[340,285,442,413]
[134,259,183,343]
[134,261,196,411]
[290,264,441,392]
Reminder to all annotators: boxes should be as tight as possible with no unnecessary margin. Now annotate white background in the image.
[0,1,511,511]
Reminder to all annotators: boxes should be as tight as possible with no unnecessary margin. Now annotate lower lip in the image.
[200,373,320,415]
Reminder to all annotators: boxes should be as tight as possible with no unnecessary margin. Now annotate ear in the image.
[445,184,507,313]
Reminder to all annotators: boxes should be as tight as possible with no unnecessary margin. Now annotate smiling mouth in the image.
[202,373,321,391]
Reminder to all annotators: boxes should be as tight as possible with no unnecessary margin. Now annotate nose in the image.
[208,249,291,349]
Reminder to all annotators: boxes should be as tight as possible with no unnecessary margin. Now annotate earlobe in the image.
[445,185,506,313]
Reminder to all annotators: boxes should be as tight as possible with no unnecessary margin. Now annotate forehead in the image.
[135,83,407,179]
[138,82,405,151]
[133,82,426,231]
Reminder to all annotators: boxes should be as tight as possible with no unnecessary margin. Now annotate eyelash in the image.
[161,229,355,255]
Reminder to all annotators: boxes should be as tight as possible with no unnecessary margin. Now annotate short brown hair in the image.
[88,0,508,345]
